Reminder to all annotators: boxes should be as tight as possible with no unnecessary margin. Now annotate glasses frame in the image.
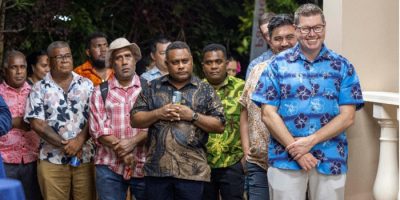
[50,54,72,62]
[296,24,326,34]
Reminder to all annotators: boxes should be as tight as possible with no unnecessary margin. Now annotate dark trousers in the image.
[145,176,205,200]
[4,162,43,200]
[203,161,245,200]
[95,165,146,200]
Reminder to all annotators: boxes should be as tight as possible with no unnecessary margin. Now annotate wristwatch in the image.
[191,112,199,122]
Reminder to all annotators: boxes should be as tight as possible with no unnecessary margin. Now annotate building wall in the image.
[324,0,399,199]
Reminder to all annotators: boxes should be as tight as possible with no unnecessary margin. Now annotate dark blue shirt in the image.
[0,95,12,178]
[0,95,11,136]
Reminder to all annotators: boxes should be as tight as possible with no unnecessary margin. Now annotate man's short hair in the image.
[85,32,107,49]
[294,3,325,25]
[47,41,70,56]
[202,44,227,59]
[259,12,276,27]
[268,14,294,37]
[3,50,26,69]
[150,36,171,54]
[165,41,191,60]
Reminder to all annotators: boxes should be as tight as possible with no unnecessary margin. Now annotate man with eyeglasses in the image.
[252,4,364,200]
[25,41,95,200]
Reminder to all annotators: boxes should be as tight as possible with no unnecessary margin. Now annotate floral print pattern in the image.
[24,72,94,164]
[252,43,364,175]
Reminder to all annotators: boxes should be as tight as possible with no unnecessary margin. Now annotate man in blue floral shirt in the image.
[252,4,364,200]
[25,41,95,200]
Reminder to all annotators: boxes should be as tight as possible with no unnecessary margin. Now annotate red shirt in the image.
[89,76,146,179]
[74,60,114,86]
[0,82,39,164]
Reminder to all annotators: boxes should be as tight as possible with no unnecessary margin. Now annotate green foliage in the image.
[11,0,35,10]
[266,0,299,13]
[3,0,302,77]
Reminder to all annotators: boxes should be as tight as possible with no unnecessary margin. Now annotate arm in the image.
[114,130,148,157]
[287,105,356,160]
[175,104,224,133]
[29,118,66,148]
[0,97,12,135]
[131,103,180,128]
[240,108,250,157]
[261,105,319,171]
[12,117,30,131]
[261,104,296,148]
[62,124,90,156]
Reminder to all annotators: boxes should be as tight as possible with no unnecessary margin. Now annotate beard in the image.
[90,57,106,69]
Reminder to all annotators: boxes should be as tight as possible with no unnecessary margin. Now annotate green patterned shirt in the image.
[205,76,244,168]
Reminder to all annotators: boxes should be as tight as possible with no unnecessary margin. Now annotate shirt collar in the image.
[149,67,161,75]
[288,43,331,62]
[79,60,94,71]
[109,74,141,89]
[1,81,30,92]
[45,71,81,86]
[161,75,200,87]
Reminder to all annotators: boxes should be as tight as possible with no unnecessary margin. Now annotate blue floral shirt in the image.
[246,49,274,79]
[140,67,163,82]
[24,72,95,165]
[251,44,364,175]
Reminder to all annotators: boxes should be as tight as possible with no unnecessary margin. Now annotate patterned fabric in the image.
[0,96,11,136]
[251,44,364,175]
[239,60,273,171]
[0,82,40,164]
[24,72,95,165]
[140,67,163,82]
[74,60,114,86]
[89,75,147,179]
[131,75,225,182]
[246,49,274,79]
[205,76,244,168]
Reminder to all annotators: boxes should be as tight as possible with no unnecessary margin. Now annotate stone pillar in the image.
[372,104,398,200]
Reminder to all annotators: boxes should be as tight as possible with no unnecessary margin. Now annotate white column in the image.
[372,103,399,200]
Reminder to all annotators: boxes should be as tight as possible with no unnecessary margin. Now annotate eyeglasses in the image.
[296,24,325,34]
[50,54,72,62]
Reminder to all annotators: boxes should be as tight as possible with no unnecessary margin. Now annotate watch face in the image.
[192,112,199,121]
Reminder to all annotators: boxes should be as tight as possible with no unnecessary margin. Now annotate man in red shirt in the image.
[0,50,41,200]
[74,32,114,86]
[89,37,147,200]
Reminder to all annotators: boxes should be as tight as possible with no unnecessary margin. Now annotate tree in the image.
[1,0,318,78]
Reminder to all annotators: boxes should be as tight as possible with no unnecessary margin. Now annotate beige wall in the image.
[324,0,399,199]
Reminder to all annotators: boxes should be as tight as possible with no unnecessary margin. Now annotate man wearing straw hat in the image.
[89,37,147,200]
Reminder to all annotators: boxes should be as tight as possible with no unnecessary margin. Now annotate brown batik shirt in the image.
[131,75,225,182]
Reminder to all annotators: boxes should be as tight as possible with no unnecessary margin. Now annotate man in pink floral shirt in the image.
[89,38,147,200]
[0,50,41,200]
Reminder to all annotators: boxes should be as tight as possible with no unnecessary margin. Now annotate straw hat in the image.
[106,37,142,67]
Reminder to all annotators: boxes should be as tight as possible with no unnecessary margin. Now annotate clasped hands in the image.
[286,135,319,171]
[157,103,193,122]
[62,135,85,158]
[112,137,138,165]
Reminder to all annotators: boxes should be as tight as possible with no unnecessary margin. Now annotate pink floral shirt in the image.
[0,82,39,164]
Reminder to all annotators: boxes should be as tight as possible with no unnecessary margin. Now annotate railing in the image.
[363,91,399,200]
